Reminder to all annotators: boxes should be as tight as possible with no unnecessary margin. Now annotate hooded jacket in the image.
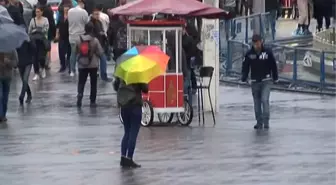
[75,34,104,69]
[0,51,18,79]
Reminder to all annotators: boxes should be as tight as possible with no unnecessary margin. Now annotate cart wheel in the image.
[177,100,193,126]
[141,100,154,127]
[157,113,174,124]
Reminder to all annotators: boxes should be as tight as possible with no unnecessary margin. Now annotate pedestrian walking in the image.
[95,4,111,60]
[265,0,280,40]
[76,22,104,108]
[89,6,111,81]
[32,0,55,70]
[55,5,71,73]
[293,0,311,35]
[68,0,88,77]
[28,6,49,80]
[55,0,76,25]
[313,0,333,32]
[16,41,33,105]
[0,50,18,122]
[113,78,148,168]
[112,16,127,61]
[241,34,278,130]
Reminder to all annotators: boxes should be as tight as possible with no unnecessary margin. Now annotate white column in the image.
[201,0,220,113]
[252,0,265,13]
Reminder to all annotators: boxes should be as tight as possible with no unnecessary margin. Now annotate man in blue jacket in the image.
[241,34,278,130]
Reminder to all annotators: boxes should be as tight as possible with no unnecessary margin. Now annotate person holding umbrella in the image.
[113,45,169,168]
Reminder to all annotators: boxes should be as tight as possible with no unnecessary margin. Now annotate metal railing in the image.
[220,13,336,94]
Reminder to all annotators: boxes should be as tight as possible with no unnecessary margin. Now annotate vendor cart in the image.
[120,19,193,127]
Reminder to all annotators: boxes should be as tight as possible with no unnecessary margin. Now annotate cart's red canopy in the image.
[109,0,229,19]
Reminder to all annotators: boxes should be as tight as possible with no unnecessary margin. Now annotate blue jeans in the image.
[18,65,32,99]
[100,54,108,79]
[0,79,11,118]
[120,105,142,158]
[268,10,277,40]
[70,43,77,73]
[251,81,271,125]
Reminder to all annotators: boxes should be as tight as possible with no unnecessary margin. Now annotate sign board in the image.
[303,52,312,67]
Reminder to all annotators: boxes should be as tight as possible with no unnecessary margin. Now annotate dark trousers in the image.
[77,68,98,102]
[33,41,46,74]
[58,39,71,71]
[0,79,11,118]
[18,65,32,100]
[316,16,331,31]
[100,54,108,80]
[251,81,271,125]
[120,105,142,158]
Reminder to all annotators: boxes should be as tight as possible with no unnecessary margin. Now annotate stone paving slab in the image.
[0,64,335,185]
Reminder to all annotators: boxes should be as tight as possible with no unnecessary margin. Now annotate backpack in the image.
[78,36,93,66]
[117,80,137,107]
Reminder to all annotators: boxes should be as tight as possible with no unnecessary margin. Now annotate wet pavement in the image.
[0,47,335,185]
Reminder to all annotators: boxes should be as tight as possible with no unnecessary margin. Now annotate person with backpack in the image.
[75,22,104,108]
[113,77,148,168]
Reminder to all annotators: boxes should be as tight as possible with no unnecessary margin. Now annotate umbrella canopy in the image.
[0,5,14,23]
[109,0,228,19]
[0,6,29,52]
[114,45,170,84]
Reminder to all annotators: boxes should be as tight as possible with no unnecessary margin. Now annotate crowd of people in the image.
[0,0,203,168]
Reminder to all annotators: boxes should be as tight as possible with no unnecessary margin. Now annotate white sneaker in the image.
[70,72,75,77]
[41,69,46,78]
[32,74,39,81]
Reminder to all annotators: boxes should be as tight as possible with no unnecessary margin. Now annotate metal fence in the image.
[220,13,336,94]
[219,13,273,76]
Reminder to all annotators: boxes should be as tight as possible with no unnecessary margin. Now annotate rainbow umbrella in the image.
[114,45,170,84]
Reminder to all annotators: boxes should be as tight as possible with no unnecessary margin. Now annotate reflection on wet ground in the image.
[0,69,335,185]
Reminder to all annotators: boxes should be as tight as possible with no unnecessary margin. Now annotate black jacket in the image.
[241,46,278,82]
[313,0,333,18]
[32,3,56,40]
[17,41,35,67]
[265,0,280,12]
[113,78,149,107]
[6,3,25,26]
